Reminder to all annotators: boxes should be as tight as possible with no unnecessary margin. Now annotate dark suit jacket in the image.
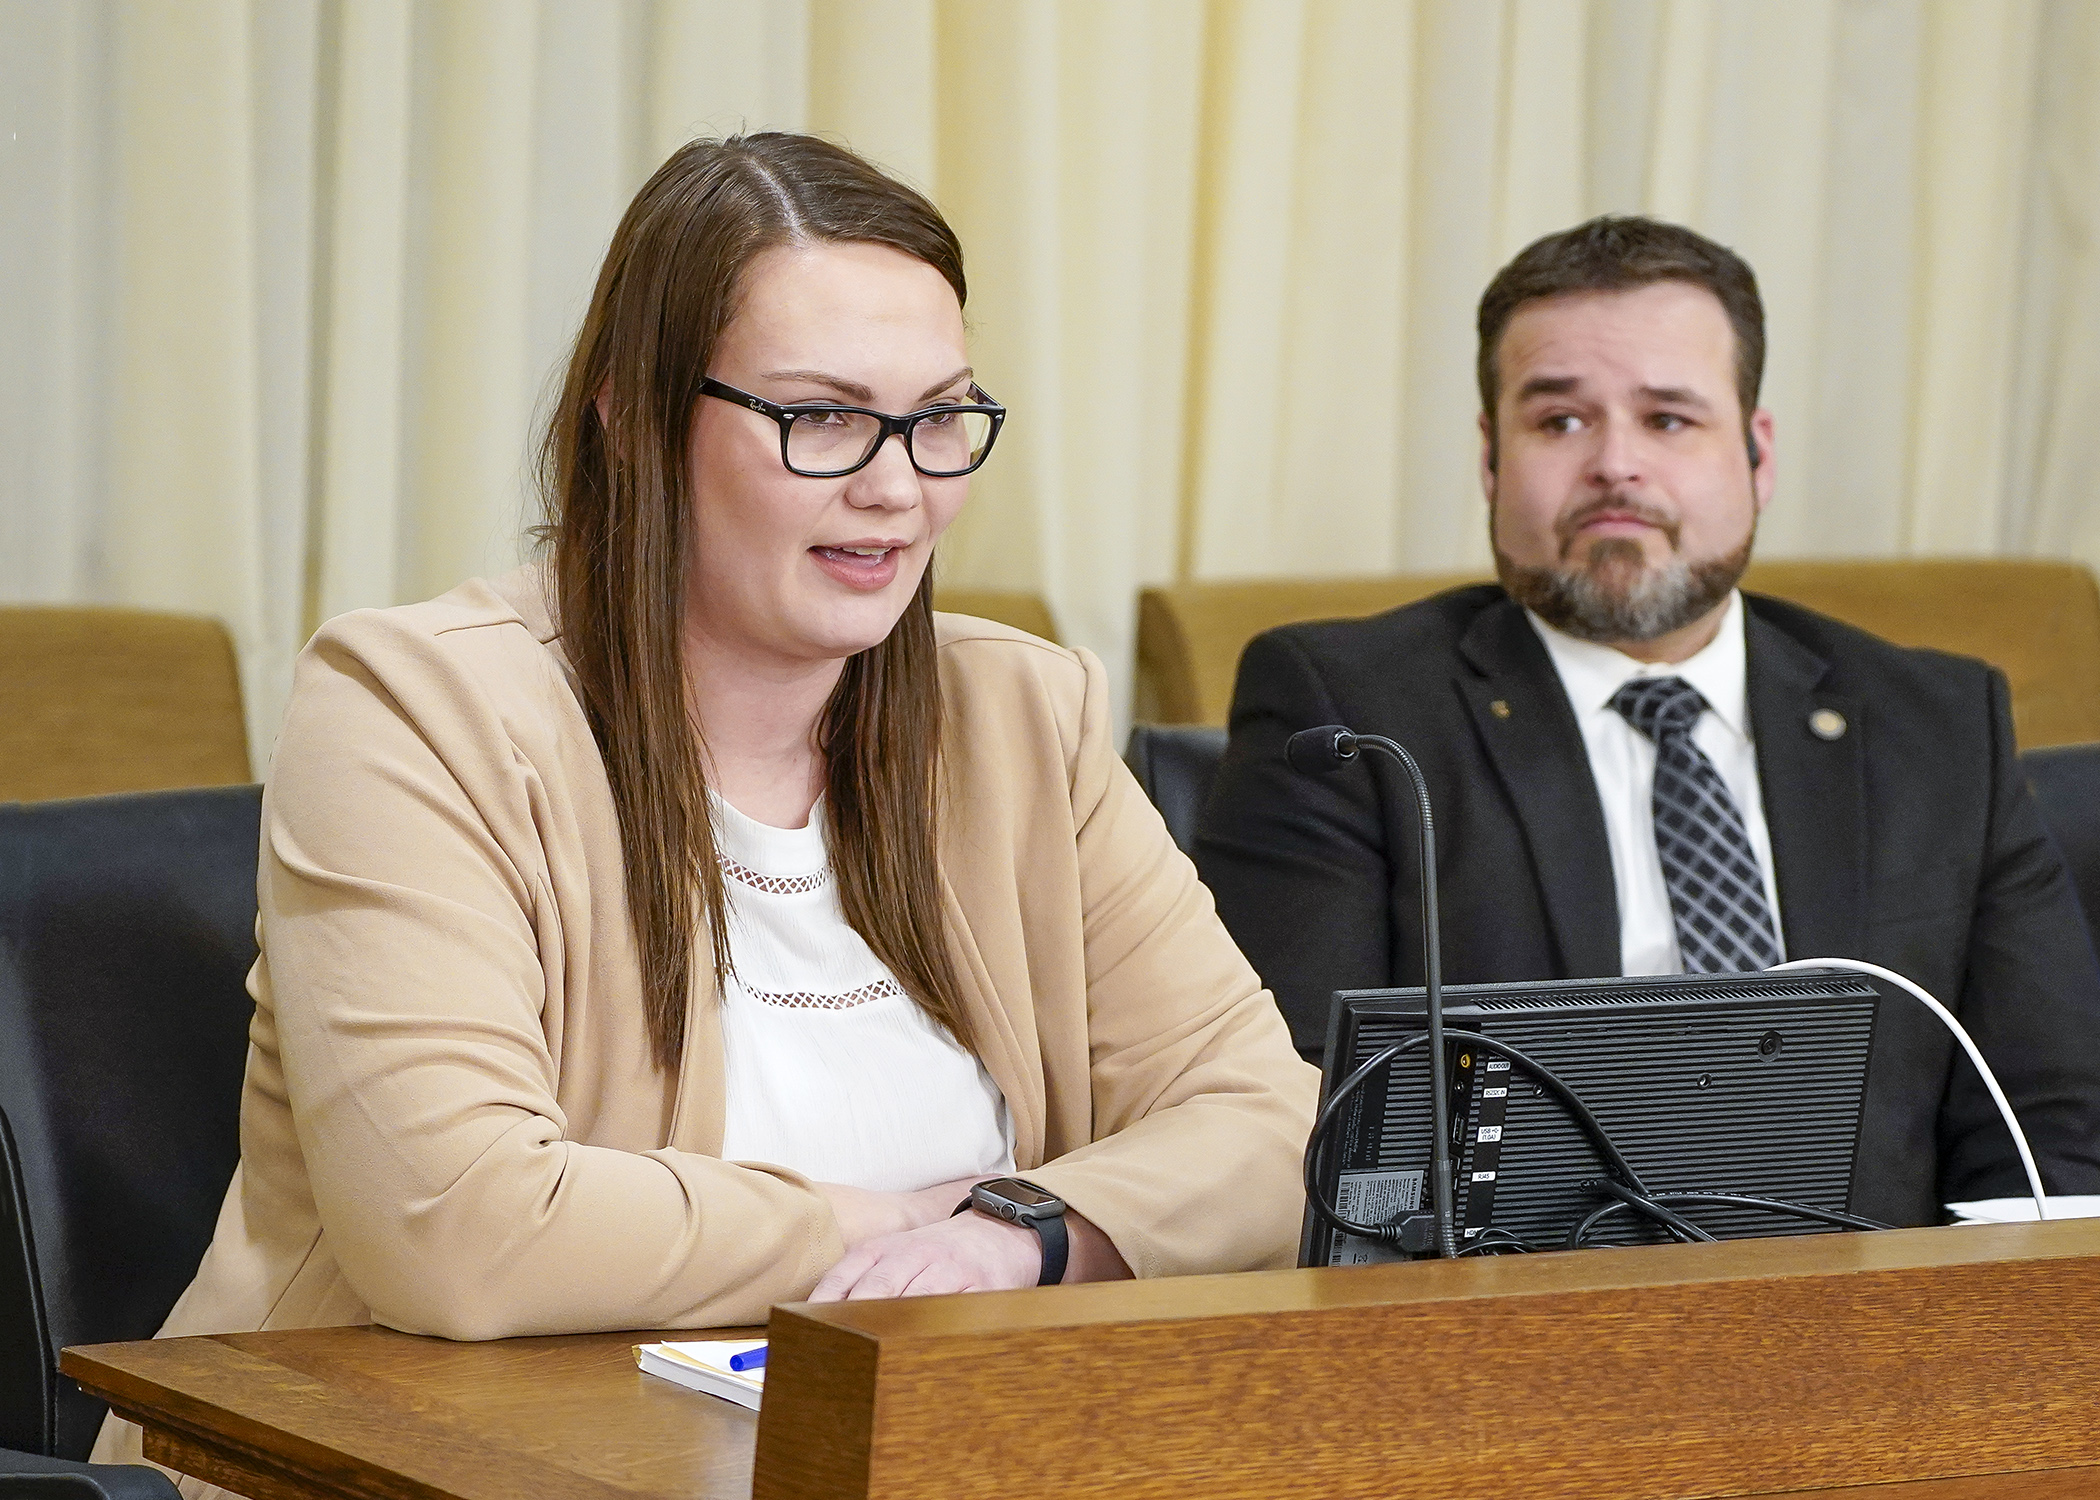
[1195,584,2100,1227]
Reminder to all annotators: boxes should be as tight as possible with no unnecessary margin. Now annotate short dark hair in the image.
[1476,216,1765,428]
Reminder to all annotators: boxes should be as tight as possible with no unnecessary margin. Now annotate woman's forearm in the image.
[1063,1209,1133,1283]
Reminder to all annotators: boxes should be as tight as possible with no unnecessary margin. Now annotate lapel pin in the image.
[1809,707,1847,741]
[1490,699,1512,720]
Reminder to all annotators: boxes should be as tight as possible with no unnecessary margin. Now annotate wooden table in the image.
[68,1322,766,1500]
[64,1222,2100,1500]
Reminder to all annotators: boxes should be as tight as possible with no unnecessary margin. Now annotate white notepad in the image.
[635,1339,766,1411]
[1946,1196,2100,1224]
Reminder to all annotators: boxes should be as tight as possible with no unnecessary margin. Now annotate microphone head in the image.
[1286,725,1358,774]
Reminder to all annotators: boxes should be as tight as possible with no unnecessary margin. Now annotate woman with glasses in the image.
[99,135,1313,1471]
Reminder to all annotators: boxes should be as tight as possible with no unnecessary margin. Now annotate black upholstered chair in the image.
[0,1447,182,1498]
[1124,724,1229,856]
[2023,741,2100,945]
[0,785,262,1489]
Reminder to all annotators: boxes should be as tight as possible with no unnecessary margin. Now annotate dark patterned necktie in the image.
[1609,676,1783,973]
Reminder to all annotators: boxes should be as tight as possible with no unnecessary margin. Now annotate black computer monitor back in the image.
[1301,970,1881,1267]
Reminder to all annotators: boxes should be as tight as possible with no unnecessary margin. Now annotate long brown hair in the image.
[539,133,974,1070]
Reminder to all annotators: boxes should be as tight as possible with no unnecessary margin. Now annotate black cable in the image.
[1302,1035,1431,1246]
[1306,1027,1894,1258]
[1304,1026,1652,1251]
[1568,1194,1712,1247]
[1579,1178,1718,1245]
[1453,1229,1545,1257]
[1647,1192,1892,1233]
[1570,1197,1636,1248]
[1568,1186,1895,1249]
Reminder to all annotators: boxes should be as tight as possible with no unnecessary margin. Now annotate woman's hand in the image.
[815,1176,987,1249]
[808,1210,1041,1301]
[809,1204,1133,1301]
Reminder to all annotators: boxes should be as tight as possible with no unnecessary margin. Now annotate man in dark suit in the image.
[1196,216,2100,1228]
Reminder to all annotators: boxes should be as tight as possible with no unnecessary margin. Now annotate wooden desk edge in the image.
[1766,1472,2100,1499]
[63,1343,359,1500]
[754,1222,2100,1500]
[64,1326,770,1500]
[61,1228,2100,1500]
[773,1218,2100,1343]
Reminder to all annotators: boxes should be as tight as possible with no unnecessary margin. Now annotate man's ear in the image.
[1478,410,1498,505]
[593,379,612,430]
[1748,406,1777,514]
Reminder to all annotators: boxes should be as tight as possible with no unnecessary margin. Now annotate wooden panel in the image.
[753,1220,2100,1500]
[144,1424,355,1500]
[754,1311,880,1498]
[0,605,251,800]
[66,1323,764,1500]
[932,589,1060,645]
[1135,573,1481,724]
[1742,559,2100,748]
[1132,560,2100,745]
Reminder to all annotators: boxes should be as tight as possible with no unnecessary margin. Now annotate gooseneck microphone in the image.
[1286,725,1457,1260]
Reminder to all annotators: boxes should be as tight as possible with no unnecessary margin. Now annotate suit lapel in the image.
[1745,604,1866,959]
[1456,602,1622,977]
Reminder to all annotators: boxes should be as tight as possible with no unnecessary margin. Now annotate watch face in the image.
[978,1177,1059,1209]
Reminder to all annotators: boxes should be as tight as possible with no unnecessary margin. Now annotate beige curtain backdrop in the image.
[5,0,2098,756]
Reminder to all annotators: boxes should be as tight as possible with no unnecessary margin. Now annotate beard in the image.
[1495,494,1755,645]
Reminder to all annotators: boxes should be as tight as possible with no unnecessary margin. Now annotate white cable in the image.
[1766,957,2051,1221]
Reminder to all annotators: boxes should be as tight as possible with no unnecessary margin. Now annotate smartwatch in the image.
[953,1177,1068,1286]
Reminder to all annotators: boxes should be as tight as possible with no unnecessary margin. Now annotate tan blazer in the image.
[97,568,1315,1473]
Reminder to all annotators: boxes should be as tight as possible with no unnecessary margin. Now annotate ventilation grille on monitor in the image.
[1457,974,1877,1012]
[1320,985,1877,1259]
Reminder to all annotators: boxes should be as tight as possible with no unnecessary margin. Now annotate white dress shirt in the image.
[1526,591,1786,976]
[713,793,1015,1192]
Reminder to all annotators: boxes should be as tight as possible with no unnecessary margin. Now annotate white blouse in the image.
[712,794,1014,1193]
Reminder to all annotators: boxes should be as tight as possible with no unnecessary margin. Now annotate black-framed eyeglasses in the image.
[699,377,1006,479]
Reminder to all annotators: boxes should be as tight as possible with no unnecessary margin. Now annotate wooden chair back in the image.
[0,609,250,802]
[931,589,1059,645]
[1135,559,2100,747]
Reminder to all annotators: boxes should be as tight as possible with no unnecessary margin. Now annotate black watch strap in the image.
[1031,1210,1068,1286]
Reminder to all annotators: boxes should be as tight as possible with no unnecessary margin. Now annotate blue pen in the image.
[728,1345,767,1373]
